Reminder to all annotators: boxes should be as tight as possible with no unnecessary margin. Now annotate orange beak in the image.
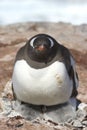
[36,45,46,51]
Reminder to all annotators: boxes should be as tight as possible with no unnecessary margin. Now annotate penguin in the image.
[12,34,79,112]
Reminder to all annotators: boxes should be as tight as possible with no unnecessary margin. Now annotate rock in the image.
[73,120,83,128]
[82,121,87,126]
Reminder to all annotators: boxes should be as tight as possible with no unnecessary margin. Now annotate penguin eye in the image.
[30,37,37,48]
[48,38,54,48]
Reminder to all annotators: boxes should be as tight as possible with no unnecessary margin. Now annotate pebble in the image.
[73,120,83,128]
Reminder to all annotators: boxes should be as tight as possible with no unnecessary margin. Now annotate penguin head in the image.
[30,34,54,53]
[27,34,58,63]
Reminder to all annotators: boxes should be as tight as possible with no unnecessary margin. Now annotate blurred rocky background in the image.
[0,22,87,130]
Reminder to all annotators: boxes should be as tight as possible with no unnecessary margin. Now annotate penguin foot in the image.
[13,101,76,123]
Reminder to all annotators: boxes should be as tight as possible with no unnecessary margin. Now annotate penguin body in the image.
[12,34,79,108]
[12,60,72,106]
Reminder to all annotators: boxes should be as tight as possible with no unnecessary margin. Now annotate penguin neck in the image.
[29,51,54,64]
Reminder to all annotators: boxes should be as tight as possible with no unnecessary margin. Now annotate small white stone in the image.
[78,103,87,110]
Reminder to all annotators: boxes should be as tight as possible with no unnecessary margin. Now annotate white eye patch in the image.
[30,37,37,48]
[48,38,54,48]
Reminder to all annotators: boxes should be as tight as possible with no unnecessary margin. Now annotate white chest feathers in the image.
[12,60,73,106]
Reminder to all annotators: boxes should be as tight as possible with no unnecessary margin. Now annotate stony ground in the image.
[0,22,87,130]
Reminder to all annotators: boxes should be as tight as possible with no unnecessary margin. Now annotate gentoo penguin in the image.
[12,34,79,112]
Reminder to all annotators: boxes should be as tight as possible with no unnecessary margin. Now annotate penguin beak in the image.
[35,45,47,51]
